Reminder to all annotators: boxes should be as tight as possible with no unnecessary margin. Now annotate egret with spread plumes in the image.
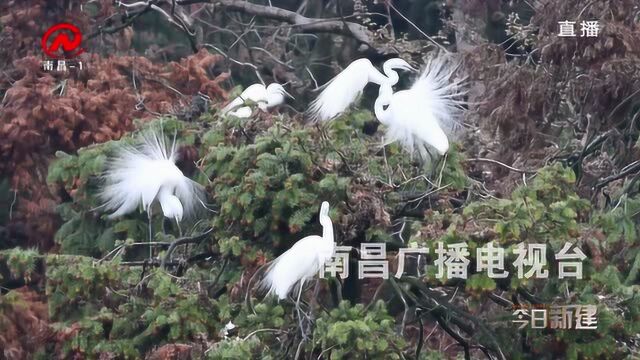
[222,82,293,118]
[374,54,467,160]
[97,128,206,250]
[260,201,335,337]
[306,58,416,122]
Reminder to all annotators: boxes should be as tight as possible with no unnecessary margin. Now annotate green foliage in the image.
[206,336,269,359]
[419,163,640,358]
[465,273,497,295]
[47,117,196,257]
[202,117,350,249]
[42,253,225,358]
[464,163,589,246]
[45,254,127,320]
[313,300,406,359]
[27,105,640,359]
[437,143,468,190]
[594,194,640,245]
[242,301,286,329]
[0,247,39,282]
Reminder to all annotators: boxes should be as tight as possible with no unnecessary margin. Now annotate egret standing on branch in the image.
[260,201,335,337]
[97,128,207,249]
[306,58,417,122]
[222,83,293,118]
[374,53,467,159]
[261,201,335,300]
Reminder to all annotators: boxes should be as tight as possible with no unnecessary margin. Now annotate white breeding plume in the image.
[261,201,335,300]
[98,128,206,222]
[222,83,293,118]
[374,53,467,157]
[306,58,417,122]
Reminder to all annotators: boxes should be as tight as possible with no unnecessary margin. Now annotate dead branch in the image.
[595,160,640,190]
[176,0,379,51]
[161,228,214,269]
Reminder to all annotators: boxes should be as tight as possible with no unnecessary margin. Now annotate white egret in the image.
[260,201,334,337]
[261,201,335,300]
[374,54,466,158]
[97,128,206,246]
[222,83,293,118]
[306,58,417,122]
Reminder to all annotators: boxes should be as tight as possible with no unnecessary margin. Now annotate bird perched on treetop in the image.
[374,53,467,159]
[222,83,293,118]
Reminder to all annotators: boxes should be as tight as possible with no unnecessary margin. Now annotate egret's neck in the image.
[374,87,392,124]
[157,186,173,205]
[382,64,399,86]
[321,217,334,244]
[266,93,284,108]
[368,65,392,86]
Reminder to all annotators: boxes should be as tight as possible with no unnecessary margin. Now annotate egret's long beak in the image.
[405,64,419,72]
[282,89,295,100]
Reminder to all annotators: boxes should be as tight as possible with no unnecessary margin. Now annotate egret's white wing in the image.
[306,59,378,122]
[227,106,253,118]
[260,235,324,299]
[222,84,267,114]
[221,97,245,114]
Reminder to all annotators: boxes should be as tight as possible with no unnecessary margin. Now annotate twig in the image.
[464,158,536,174]
[305,66,319,89]
[86,3,154,40]
[242,328,285,340]
[209,257,228,292]
[161,228,214,269]
[595,161,640,190]
[416,313,425,359]
[8,189,16,220]
[434,313,471,360]
[387,2,447,52]
[176,0,379,51]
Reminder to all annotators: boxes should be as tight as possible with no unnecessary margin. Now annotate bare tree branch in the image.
[177,0,378,51]
[161,228,214,269]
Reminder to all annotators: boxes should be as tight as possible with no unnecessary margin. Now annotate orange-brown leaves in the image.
[1,51,229,250]
[0,287,52,360]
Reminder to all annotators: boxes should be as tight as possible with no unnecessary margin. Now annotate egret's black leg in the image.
[295,279,308,341]
[147,207,153,259]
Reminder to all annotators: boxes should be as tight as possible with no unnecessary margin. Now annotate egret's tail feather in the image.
[259,256,288,299]
[412,53,468,136]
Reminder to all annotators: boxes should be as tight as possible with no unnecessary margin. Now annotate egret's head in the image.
[374,84,394,124]
[266,83,294,103]
[433,139,450,156]
[160,194,184,222]
[384,58,418,73]
[319,201,331,226]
